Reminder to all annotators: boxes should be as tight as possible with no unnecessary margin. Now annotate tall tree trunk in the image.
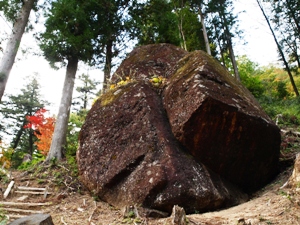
[104,39,113,89]
[28,129,34,155]
[174,0,187,51]
[0,0,36,101]
[257,0,299,96]
[12,121,26,149]
[219,12,240,81]
[83,91,88,110]
[178,26,187,50]
[286,0,300,35]
[199,6,211,55]
[178,12,187,51]
[227,37,240,81]
[46,57,79,162]
[213,23,226,65]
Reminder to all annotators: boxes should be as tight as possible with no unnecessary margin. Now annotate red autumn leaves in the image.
[24,108,55,155]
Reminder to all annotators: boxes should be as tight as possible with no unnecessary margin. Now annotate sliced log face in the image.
[163,50,281,192]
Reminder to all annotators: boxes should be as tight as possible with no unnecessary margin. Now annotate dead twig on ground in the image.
[61,216,68,225]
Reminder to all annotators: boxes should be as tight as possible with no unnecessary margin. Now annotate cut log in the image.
[16,195,28,201]
[0,201,52,207]
[4,181,15,199]
[15,191,52,195]
[17,186,46,191]
[2,207,44,214]
[6,214,24,219]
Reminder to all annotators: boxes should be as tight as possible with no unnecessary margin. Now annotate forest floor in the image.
[0,127,300,225]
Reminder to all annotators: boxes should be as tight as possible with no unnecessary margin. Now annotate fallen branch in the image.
[61,216,68,225]
[58,164,69,171]
[88,201,97,222]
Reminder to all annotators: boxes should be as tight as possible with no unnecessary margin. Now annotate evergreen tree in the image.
[129,0,205,51]
[72,73,100,112]
[91,0,133,85]
[189,0,212,54]
[206,0,241,80]
[0,75,47,167]
[129,0,181,46]
[39,0,100,162]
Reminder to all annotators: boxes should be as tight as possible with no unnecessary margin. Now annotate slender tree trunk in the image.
[104,39,113,89]
[178,13,187,51]
[219,12,240,81]
[295,53,300,68]
[286,0,300,35]
[29,129,34,155]
[174,0,187,51]
[0,0,36,101]
[83,92,88,110]
[46,57,79,162]
[199,7,211,55]
[227,37,240,81]
[213,23,226,65]
[175,10,187,50]
[257,0,299,96]
[12,122,26,149]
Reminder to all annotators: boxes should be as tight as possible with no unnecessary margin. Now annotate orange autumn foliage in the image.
[24,109,55,155]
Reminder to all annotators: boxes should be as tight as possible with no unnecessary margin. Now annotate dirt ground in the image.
[1,129,300,225]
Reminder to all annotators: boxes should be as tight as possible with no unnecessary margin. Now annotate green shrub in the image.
[259,97,300,126]
[275,81,289,99]
[17,151,45,170]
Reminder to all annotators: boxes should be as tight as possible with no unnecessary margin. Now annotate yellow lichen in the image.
[100,79,136,107]
[110,76,133,90]
[149,75,166,87]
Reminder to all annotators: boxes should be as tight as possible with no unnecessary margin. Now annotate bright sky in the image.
[0,0,279,116]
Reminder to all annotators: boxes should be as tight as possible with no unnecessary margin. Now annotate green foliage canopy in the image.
[38,0,96,68]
